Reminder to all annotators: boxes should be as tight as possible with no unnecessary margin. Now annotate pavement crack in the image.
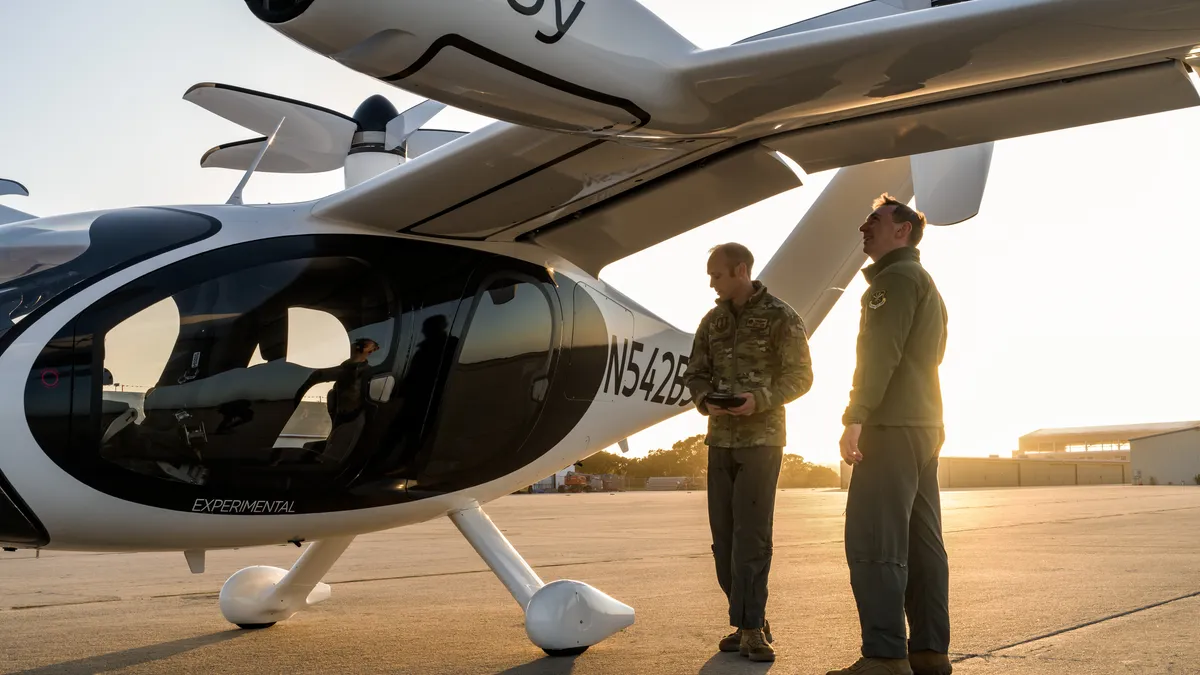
[6,597,123,611]
[953,589,1200,664]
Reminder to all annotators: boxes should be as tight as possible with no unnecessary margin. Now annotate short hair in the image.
[353,337,379,353]
[873,193,927,246]
[708,242,755,275]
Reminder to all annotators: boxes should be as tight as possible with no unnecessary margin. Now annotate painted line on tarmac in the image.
[953,589,1200,664]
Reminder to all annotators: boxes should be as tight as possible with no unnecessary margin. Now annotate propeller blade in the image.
[384,99,448,151]
[185,82,358,161]
[200,136,348,173]
[0,179,29,197]
[403,129,469,160]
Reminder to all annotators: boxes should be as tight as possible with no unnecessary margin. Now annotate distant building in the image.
[1130,425,1200,486]
[1015,421,1200,461]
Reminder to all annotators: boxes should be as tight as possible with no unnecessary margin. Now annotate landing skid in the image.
[213,502,633,655]
[218,535,354,628]
[449,501,635,655]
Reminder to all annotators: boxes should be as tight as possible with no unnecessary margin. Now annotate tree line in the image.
[575,434,840,489]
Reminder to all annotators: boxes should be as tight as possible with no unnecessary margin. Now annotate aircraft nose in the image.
[244,0,316,23]
[0,472,47,548]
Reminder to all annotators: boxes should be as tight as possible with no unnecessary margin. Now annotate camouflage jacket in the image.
[842,246,948,428]
[684,281,813,448]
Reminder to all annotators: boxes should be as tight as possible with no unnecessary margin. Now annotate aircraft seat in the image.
[140,360,317,463]
[143,359,315,410]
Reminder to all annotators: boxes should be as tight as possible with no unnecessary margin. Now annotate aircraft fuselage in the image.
[0,204,693,551]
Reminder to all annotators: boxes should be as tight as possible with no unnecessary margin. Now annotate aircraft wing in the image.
[312,121,804,275]
[301,0,1200,275]
[312,54,1197,275]
[682,0,1200,172]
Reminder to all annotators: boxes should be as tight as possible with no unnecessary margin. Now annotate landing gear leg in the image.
[218,535,356,628]
[448,501,634,656]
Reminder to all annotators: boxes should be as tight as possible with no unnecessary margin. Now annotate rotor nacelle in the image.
[243,0,699,137]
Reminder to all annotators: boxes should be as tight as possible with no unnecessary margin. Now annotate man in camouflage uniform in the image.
[827,195,951,675]
[685,242,814,663]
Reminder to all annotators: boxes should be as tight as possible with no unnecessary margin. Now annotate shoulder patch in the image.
[868,289,887,309]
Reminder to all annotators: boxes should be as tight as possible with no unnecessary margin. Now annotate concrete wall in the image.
[1131,429,1200,486]
[840,456,1131,489]
[939,457,1020,488]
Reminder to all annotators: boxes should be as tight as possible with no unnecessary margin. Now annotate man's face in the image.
[707,252,744,301]
[860,205,909,261]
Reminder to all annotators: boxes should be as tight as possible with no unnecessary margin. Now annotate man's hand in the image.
[840,423,863,464]
[728,394,757,416]
[705,402,730,416]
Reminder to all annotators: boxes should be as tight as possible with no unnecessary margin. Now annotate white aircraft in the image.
[2,0,1200,657]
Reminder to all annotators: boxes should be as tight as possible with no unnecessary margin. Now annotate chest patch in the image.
[747,317,769,330]
[868,290,887,309]
[712,315,730,333]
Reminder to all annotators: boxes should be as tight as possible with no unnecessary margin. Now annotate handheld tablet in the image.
[705,392,745,408]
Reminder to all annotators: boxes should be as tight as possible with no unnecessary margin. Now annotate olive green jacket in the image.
[842,246,948,428]
[685,281,813,448]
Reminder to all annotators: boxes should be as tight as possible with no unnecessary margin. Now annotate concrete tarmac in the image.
[2,484,1198,674]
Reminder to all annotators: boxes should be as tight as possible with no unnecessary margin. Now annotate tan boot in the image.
[719,619,772,652]
[908,651,952,675]
[826,656,914,675]
[739,628,775,662]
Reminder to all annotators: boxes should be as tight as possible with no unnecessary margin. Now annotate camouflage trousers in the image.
[845,426,950,659]
[707,445,783,630]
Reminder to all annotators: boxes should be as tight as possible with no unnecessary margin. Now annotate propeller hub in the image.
[353,95,401,133]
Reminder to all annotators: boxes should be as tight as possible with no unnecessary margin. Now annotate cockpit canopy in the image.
[0,208,220,342]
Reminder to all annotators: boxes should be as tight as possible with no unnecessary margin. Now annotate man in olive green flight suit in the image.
[685,242,814,663]
[827,195,951,675]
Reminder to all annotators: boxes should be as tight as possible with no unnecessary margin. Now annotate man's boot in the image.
[718,619,772,652]
[739,628,775,662]
[908,651,952,675]
[826,657,913,675]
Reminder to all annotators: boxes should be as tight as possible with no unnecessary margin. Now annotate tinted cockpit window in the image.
[22,234,590,514]
[409,273,558,489]
[0,208,219,342]
[92,255,395,488]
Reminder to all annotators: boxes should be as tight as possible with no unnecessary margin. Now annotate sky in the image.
[3,1,1200,469]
